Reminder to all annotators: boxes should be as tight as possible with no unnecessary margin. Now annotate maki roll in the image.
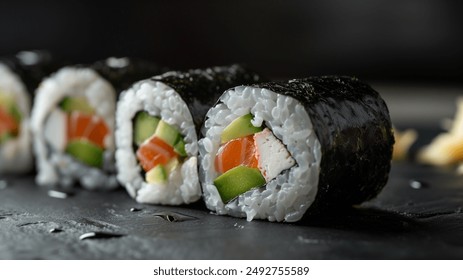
[199,76,394,222]
[0,50,59,174]
[116,65,260,205]
[31,57,161,190]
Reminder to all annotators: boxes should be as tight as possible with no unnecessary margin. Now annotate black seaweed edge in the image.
[150,64,261,134]
[91,57,164,96]
[0,50,64,98]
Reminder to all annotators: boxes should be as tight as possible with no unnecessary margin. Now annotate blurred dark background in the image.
[1,0,462,83]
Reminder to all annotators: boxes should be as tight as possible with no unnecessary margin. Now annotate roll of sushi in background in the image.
[116,65,260,205]
[0,50,60,174]
[199,76,394,222]
[31,57,161,190]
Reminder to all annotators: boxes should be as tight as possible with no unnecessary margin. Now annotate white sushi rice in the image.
[199,86,322,222]
[0,63,33,174]
[31,67,118,190]
[115,79,201,205]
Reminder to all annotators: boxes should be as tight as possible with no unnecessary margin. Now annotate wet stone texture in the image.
[1,159,463,259]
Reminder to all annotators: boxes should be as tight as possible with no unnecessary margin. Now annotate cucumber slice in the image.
[221,113,263,144]
[59,97,94,114]
[154,120,180,147]
[213,165,266,203]
[133,111,160,145]
[65,140,103,167]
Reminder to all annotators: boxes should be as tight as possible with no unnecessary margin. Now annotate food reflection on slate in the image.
[1,49,463,259]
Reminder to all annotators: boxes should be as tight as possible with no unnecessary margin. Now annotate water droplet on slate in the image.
[153,211,197,222]
[79,232,125,240]
[49,228,63,233]
[409,180,427,189]
[48,190,74,199]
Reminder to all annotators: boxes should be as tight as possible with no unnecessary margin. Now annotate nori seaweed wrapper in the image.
[250,76,394,212]
[0,50,63,94]
[92,57,165,94]
[151,64,261,132]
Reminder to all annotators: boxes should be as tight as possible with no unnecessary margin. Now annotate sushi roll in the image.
[116,65,260,205]
[0,50,59,174]
[199,76,394,222]
[31,57,161,190]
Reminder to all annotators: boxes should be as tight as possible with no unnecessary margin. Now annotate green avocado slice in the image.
[134,115,187,157]
[221,113,263,144]
[145,164,168,184]
[154,120,187,157]
[213,165,266,203]
[145,158,179,184]
[65,140,103,167]
[59,97,95,114]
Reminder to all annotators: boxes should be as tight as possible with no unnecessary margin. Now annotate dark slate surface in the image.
[1,159,463,259]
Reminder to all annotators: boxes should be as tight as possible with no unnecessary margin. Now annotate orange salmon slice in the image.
[214,135,258,174]
[136,136,178,172]
[67,111,109,148]
[0,106,18,136]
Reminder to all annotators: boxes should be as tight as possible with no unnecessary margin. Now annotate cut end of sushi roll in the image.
[31,67,118,189]
[0,63,33,174]
[116,80,201,205]
[116,65,261,205]
[199,86,322,222]
[199,77,393,222]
